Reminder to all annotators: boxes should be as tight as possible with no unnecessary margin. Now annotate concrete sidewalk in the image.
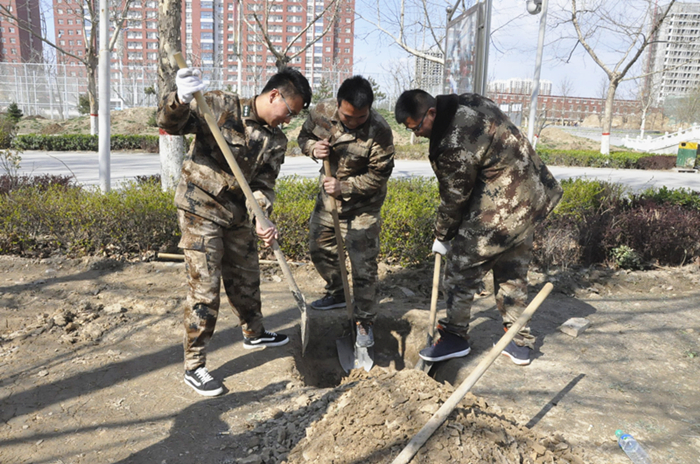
[13,150,700,192]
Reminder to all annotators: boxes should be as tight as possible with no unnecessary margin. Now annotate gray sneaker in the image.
[310,293,346,310]
[355,321,374,348]
[501,340,532,365]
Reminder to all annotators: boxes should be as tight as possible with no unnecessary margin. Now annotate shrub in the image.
[271,176,318,260]
[0,181,178,257]
[12,134,160,152]
[380,177,438,263]
[537,148,653,169]
[610,245,642,270]
[634,155,677,170]
[0,116,17,149]
[1,175,699,269]
[6,102,23,123]
[603,200,700,266]
[78,94,90,115]
[639,186,700,210]
[0,173,75,195]
[147,110,158,128]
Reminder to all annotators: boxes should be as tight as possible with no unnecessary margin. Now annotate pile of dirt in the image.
[17,107,159,137]
[283,367,586,463]
[538,127,604,151]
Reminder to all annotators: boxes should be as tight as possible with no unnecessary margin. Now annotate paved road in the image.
[14,150,700,192]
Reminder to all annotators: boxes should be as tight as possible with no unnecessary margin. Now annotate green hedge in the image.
[536,148,658,168]
[12,134,160,152]
[2,175,700,268]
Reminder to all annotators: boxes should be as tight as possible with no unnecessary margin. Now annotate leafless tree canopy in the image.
[240,0,344,69]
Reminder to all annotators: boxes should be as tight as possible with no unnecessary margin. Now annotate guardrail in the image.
[622,124,700,154]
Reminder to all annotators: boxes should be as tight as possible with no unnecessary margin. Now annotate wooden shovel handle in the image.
[323,159,354,322]
[170,52,309,352]
[428,253,441,340]
[392,282,554,464]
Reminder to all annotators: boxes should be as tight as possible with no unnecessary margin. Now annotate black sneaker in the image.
[243,330,289,349]
[501,340,532,365]
[419,327,471,362]
[310,293,346,310]
[184,366,224,397]
[355,321,374,348]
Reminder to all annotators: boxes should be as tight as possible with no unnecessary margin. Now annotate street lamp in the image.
[526,0,547,147]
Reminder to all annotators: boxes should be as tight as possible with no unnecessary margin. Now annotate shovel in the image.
[414,253,441,372]
[392,282,554,464]
[322,159,374,373]
[171,51,309,355]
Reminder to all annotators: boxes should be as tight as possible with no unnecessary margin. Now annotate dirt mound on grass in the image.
[285,367,587,464]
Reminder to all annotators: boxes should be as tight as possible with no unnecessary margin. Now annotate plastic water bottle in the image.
[615,430,651,464]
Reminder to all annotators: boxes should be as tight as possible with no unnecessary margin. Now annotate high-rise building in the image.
[52,0,354,92]
[488,78,552,96]
[647,2,700,103]
[224,0,355,90]
[0,0,43,63]
[414,50,443,94]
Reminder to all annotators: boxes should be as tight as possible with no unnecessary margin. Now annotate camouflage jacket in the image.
[429,93,562,245]
[297,99,395,216]
[157,91,287,227]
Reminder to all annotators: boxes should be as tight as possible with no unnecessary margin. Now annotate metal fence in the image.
[0,62,364,119]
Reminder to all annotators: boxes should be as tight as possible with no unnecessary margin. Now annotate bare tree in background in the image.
[356,0,463,66]
[551,0,676,154]
[0,0,134,135]
[557,75,574,123]
[239,0,343,71]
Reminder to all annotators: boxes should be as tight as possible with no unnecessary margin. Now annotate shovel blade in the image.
[291,289,310,356]
[336,335,374,373]
[414,334,434,373]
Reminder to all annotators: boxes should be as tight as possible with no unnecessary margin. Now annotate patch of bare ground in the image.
[1,255,699,463]
[17,107,159,137]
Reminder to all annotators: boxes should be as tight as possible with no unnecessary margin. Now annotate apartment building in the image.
[51,0,354,92]
[0,0,42,63]
[229,0,355,90]
[647,2,700,104]
[488,78,552,97]
[487,91,639,125]
[414,50,443,94]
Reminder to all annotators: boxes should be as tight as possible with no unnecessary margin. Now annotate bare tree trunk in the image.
[158,0,186,191]
[600,80,619,155]
[87,61,98,136]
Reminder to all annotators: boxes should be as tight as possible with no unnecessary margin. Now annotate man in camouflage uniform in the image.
[158,67,311,396]
[395,90,562,365]
[297,76,395,348]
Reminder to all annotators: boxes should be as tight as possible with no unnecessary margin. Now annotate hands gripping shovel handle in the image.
[170,51,309,355]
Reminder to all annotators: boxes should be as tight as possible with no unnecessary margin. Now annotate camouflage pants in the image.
[308,202,381,322]
[177,209,264,371]
[440,232,536,349]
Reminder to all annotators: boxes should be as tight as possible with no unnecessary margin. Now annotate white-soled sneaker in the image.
[243,331,289,349]
[184,366,224,397]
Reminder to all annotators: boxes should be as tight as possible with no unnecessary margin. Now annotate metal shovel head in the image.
[291,289,310,356]
[414,334,434,373]
[336,334,374,373]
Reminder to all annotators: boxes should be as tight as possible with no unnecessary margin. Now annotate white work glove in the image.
[176,68,208,104]
[432,239,451,256]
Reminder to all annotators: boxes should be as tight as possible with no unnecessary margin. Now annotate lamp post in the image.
[526,0,548,147]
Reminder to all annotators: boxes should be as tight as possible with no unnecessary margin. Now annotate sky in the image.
[352,0,669,100]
